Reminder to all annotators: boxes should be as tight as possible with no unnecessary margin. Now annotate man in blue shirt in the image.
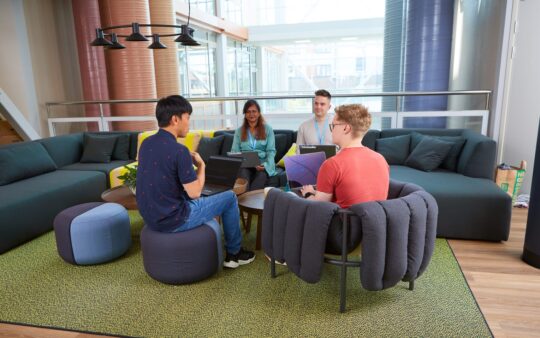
[136,95,255,268]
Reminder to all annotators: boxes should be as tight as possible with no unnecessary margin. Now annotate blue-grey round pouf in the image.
[53,202,131,265]
[141,223,221,285]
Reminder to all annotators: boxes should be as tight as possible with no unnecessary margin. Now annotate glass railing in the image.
[45,90,491,136]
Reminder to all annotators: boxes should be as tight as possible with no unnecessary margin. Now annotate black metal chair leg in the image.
[271,256,276,278]
[409,280,414,291]
[339,213,349,313]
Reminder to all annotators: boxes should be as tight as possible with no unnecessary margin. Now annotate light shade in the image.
[174,25,200,46]
[90,29,112,46]
[148,34,167,49]
[126,23,149,41]
[107,33,126,49]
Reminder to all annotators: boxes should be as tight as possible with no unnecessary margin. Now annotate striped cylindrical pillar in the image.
[72,0,111,131]
[149,0,181,98]
[99,0,157,131]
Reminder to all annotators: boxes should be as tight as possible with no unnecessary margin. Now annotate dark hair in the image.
[155,95,192,127]
[241,99,266,141]
[315,89,331,100]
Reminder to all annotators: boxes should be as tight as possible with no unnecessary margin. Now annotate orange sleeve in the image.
[317,159,338,195]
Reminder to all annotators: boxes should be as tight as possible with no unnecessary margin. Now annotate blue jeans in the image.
[173,190,241,254]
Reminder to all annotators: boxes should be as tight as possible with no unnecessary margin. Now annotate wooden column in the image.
[99,0,157,131]
[72,0,111,131]
[149,0,181,98]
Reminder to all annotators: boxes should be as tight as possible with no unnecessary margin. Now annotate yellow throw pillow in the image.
[109,162,138,188]
[178,131,202,152]
[278,143,297,168]
[136,130,158,160]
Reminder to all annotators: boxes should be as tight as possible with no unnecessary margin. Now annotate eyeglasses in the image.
[329,123,347,132]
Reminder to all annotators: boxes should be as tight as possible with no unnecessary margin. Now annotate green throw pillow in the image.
[80,134,117,163]
[410,132,466,171]
[198,135,224,163]
[0,142,57,185]
[405,135,454,172]
[375,134,411,165]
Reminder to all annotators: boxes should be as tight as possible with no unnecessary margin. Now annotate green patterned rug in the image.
[0,212,491,337]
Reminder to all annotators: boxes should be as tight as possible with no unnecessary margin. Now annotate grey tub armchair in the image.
[262,180,438,312]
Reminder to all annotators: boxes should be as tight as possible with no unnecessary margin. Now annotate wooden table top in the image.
[101,186,138,210]
[237,189,265,211]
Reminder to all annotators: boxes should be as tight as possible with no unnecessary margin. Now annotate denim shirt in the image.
[231,124,276,176]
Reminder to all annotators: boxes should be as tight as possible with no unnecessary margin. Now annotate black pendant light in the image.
[107,33,126,49]
[126,23,149,41]
[148,34,167,49]
[91,29,112,46]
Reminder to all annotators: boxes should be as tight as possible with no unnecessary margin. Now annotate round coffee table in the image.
[237,189,265,250]
[101,186,137,210]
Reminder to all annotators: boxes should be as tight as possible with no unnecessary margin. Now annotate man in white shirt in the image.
[296,89,334,151]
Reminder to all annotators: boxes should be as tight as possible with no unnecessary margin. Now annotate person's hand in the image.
[191,152,204,168]
[300,185,316,197]
[255,165,265,171]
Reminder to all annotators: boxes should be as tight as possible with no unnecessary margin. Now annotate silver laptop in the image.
[298,144,337,159]
[227,151,261,168]
[201,156,243,196]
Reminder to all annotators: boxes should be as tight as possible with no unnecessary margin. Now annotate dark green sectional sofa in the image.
[362,128,511,241]
[0,132,137,254]
[0,127,510,255]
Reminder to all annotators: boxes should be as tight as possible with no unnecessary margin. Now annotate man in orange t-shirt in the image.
[300,104,389,253]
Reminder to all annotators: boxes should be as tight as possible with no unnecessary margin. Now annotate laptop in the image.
[298,144,338,159]
[201,156,243,196]
[284,152,326,188]
[227,151,261,168]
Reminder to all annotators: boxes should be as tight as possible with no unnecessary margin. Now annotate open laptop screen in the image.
[284,152,326,188]
[298,144,337,159]
[205,156,243,187]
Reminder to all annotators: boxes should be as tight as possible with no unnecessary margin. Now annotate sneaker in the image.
[265,253,287,266]
[223,248,255,268]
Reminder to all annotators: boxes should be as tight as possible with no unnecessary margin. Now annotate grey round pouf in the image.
[141,224,221,284]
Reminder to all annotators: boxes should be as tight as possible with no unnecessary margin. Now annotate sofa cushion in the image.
[405,136,454,171]
[0,142,57,185]
[277,143,297,168]
[390,165,511,241]
[111,134,130,160]
[80,134,117,163]
[60,160,133,176]
[410,132,466,172]
[0,169,107,253]
[220,133,235,155]
[274,134,288,163]
[38,133,84,167]
[375,134,410,165]
[198,135,224,163]
[362,129,380,150]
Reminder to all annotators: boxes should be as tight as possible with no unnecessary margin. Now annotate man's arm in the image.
[183,152,205,199]
[300,185,333,202]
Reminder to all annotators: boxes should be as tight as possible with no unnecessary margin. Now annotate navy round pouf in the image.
[53,202,131,265]
[141,223,222,285]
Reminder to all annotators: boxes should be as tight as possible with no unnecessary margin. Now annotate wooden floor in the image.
[449,208,540,338]
[1,209,539,338]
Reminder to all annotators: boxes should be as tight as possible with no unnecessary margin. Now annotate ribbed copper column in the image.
[99,0,157,131]
[149,0,181,98]
[72,0,111,131]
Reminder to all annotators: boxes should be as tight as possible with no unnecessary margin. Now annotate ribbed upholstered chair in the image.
[262,180,438,312]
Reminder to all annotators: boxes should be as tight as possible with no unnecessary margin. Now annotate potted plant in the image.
[117,164,138,195]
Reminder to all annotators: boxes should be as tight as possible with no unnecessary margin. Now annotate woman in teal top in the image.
[231,99,276,190]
